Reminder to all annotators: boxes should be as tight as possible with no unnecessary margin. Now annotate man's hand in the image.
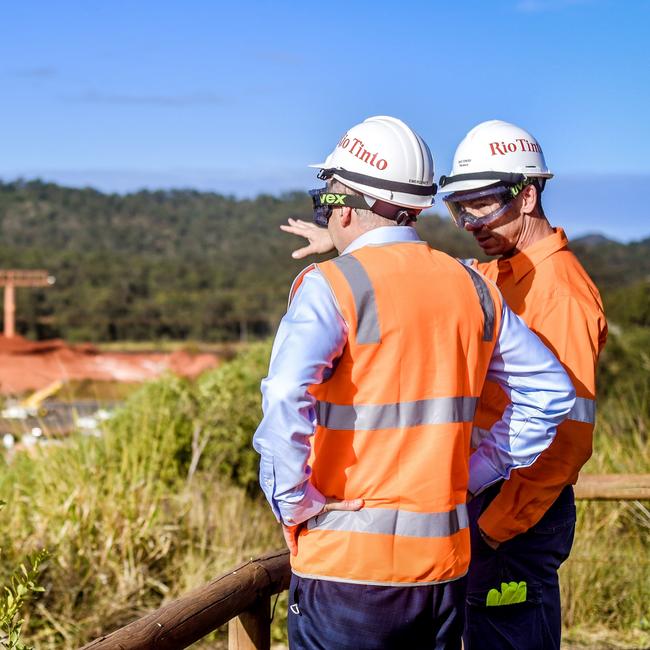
[280,218,335,259]
[282,497,364,556]
[321,497,364,514]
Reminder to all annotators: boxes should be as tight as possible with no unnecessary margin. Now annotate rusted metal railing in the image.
[82,474,650,650]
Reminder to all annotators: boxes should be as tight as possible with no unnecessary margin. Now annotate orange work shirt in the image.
[474,227,608,542]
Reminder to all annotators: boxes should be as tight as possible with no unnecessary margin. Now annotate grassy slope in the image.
[0,340,647,648]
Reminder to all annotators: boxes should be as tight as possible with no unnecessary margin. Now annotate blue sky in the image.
[1,0,649,241]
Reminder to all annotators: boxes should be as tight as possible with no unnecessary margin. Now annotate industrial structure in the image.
[0,269,54,337]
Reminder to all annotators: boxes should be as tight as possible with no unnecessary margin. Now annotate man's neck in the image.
[506,213,553,258]
[337,223,395,254]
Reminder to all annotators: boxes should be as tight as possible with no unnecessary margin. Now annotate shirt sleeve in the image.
[478,294,606,541]
[468,303,576,495]
[252,269,348,526]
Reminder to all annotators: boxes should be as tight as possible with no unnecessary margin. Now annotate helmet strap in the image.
[509,177,545,198]
[369,198,419,224]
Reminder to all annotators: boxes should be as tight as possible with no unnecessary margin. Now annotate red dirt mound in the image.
[0,336,219,394]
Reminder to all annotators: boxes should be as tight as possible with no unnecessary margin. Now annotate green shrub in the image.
[0,550,47,650]
[107,340,271,492]
[0,500,47,650]
[597,326,650,401]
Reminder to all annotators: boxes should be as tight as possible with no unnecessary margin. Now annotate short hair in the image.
[329,179,396,229]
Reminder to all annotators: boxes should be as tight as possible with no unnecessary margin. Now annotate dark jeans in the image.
[288,573,465,650]
[463,482,576,650]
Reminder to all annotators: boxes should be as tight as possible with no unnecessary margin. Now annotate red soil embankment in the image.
[0,335,219,394]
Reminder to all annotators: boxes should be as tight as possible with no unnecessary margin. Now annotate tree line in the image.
[0,179,648,342]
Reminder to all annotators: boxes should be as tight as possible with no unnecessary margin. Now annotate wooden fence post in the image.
[228,596,270,650]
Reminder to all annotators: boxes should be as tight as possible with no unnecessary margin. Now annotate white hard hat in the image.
[439,120,553,194]
[310,115,436,210]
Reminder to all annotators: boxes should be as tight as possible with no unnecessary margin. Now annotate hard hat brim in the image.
[438,178,502,194]
[440,173,553,195]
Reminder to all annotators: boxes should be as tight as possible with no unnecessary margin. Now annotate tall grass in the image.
[0,339,647,647]
[561,389,650,649]
[0,342,280,648]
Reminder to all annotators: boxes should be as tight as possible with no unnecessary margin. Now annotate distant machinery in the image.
[0,270,55,338]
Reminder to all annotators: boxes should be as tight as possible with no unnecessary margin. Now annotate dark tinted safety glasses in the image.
[309,187,370,227]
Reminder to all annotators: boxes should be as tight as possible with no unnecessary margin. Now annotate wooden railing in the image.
[82,474,650,650]
[81,549,291,650]
[573,473,650,500]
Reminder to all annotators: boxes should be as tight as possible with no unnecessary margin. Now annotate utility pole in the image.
[0,270,55,338]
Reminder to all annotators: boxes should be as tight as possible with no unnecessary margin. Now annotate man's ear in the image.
[520,184,538,215]
[339,206,354,228]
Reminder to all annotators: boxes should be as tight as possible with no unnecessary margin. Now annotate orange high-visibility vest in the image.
[290,241,503,586]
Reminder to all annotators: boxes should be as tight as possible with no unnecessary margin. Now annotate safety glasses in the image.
[309,187,370,227]
[442,185,516,229]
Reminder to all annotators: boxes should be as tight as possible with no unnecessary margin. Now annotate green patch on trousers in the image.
[486,581,527,606]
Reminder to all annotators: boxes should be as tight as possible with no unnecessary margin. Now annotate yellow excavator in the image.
[20,380,64,413]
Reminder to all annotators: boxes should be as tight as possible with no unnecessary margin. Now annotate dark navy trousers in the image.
[463,482,576,650]
[288,573,465,649]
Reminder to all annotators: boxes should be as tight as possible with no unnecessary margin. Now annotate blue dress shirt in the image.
[253,226,575,525]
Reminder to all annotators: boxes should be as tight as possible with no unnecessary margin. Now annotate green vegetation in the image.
[561,409,650,649]
[0,334,644,647]
[566,323,649,649]
[0,180,648,647]
[0,343,280,648]
[0,504,47,650]
[598,326,650,400]
[603,281,650,328]
[1,179,648,343]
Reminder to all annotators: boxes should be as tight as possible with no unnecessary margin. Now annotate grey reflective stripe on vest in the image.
[568,397,596,424]
[459,263,495,341]
[331,255,381,344]
[307,505,469,538]
[317,396,478,431]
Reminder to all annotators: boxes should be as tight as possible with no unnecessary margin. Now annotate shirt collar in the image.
[500,227,569,283]
[342,226,422,255]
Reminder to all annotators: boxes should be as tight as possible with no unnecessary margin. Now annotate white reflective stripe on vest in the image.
[567,396,596,424]
[317,396,479,431]
[307,504,469,538]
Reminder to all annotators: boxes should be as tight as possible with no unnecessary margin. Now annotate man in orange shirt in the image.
[438,120,608,650]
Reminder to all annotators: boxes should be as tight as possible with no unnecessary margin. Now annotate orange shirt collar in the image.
[498,227,569,284]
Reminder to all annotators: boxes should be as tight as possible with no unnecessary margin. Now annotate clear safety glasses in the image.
[442,185,516,229]
[309,187,370,227]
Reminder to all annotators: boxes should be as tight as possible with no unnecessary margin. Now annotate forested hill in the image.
[0,179,648,342]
